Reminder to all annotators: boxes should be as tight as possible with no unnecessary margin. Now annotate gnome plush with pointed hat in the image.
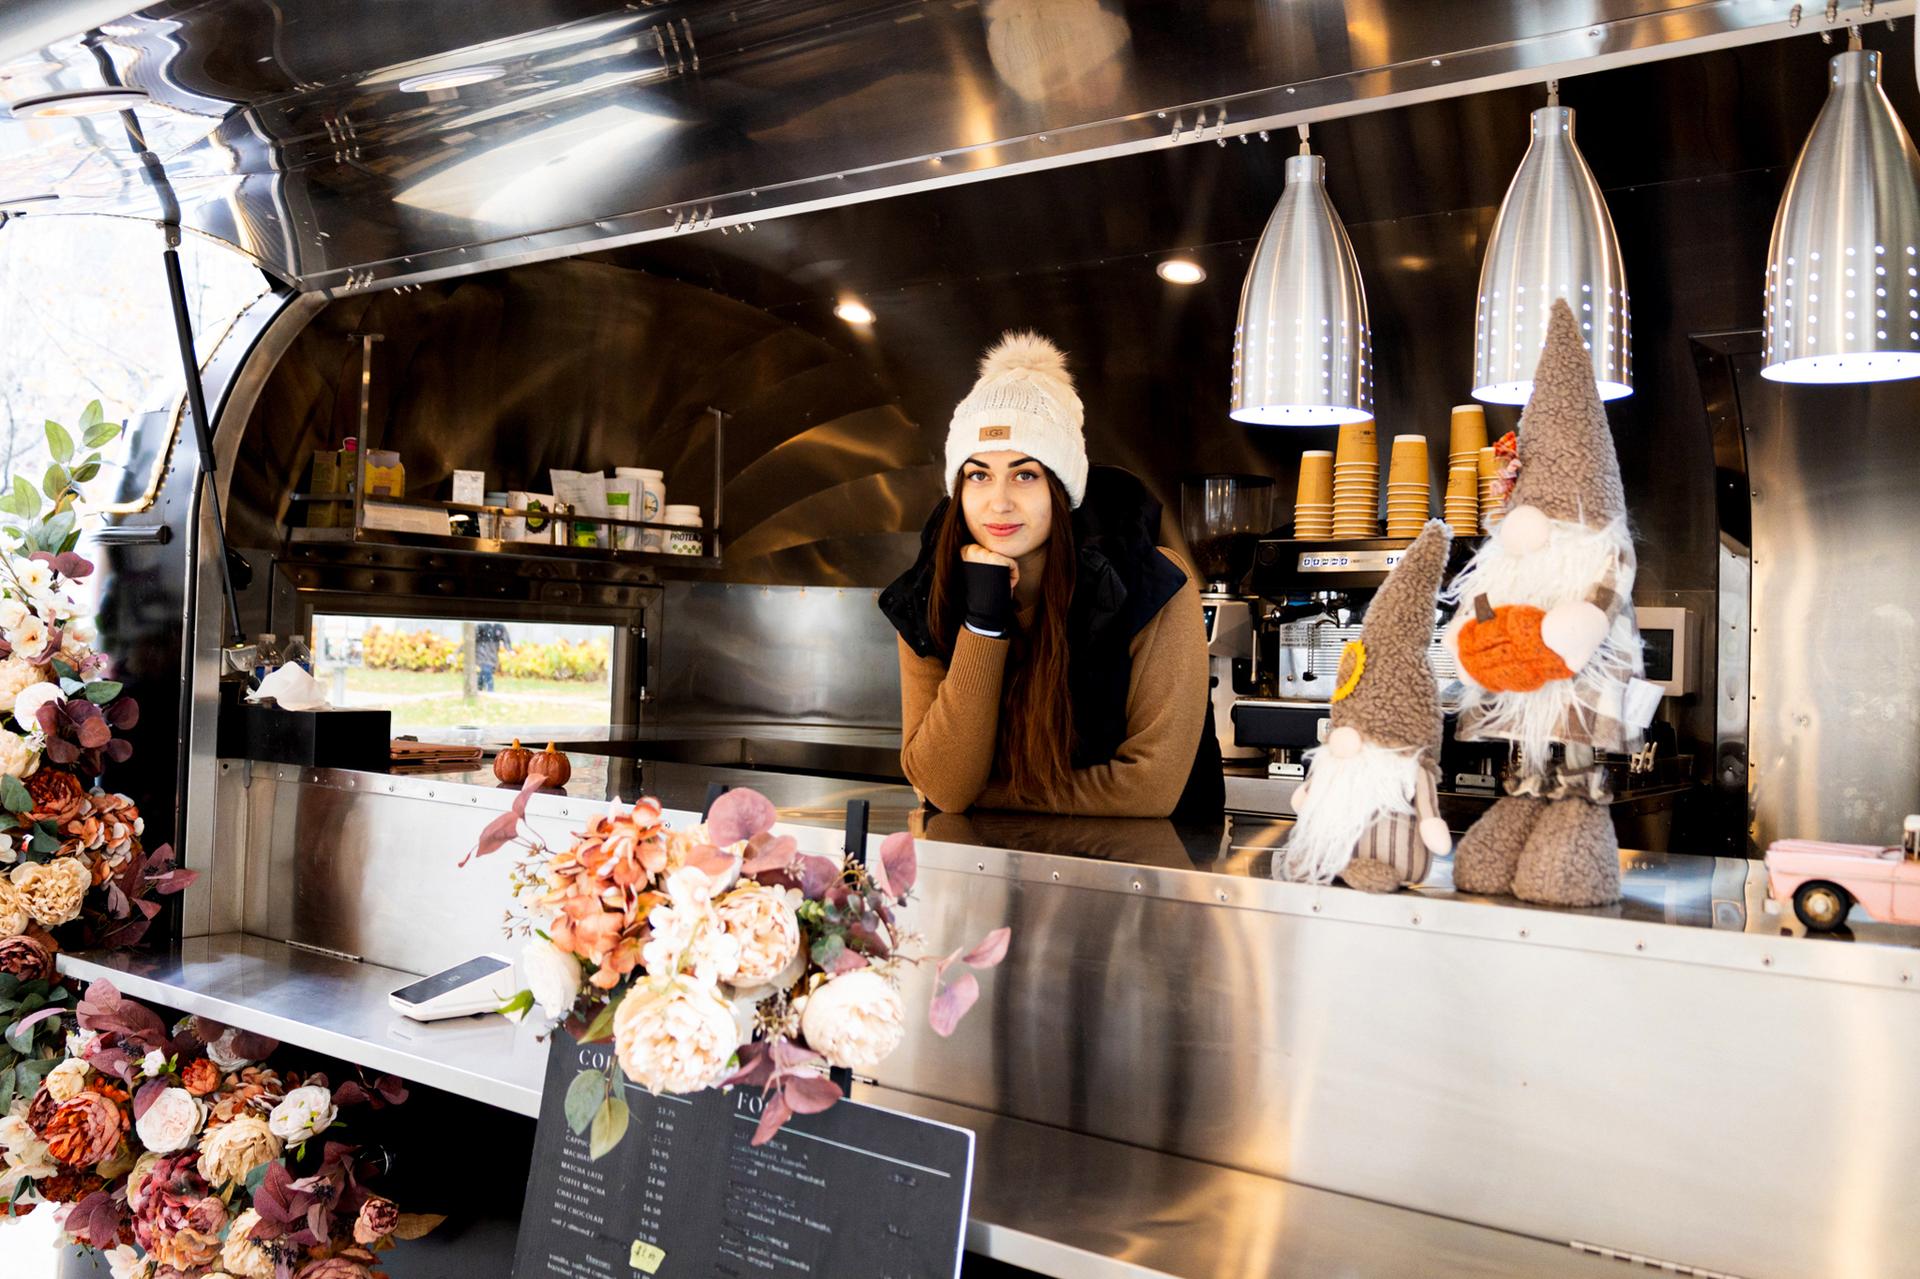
[1278,520,1453,894]
[1442,299,1654,908]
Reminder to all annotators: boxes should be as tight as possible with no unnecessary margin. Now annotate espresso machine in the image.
[1180,476,1274,764]
[1226,533,1504,817]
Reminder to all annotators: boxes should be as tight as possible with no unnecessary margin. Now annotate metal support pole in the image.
[160,226,244,645]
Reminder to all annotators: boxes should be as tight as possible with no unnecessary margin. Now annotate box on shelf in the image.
[215,684,390,772]
[361,503,453,536]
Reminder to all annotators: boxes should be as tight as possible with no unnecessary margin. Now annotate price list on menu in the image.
[514,1038,976,1279]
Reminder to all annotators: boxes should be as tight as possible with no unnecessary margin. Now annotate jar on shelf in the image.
[663,505,703,556]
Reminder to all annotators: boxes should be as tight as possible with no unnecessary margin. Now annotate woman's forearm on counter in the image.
[897,631,1008,812]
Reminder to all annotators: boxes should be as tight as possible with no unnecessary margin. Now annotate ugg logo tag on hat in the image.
[978,424,1012,441]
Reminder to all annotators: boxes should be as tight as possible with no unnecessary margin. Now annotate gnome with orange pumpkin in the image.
[1277,519,1454,893]
[1442,299,1654,907]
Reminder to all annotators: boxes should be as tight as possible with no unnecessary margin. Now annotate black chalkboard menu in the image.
[514,1037,977,1278]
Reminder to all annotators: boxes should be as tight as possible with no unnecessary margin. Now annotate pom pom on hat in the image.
[946,331,1089,507]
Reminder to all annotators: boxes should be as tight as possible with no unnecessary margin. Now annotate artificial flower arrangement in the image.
[474,784,1009,1154]
[0,978,437,1279]
[0,404,193,952]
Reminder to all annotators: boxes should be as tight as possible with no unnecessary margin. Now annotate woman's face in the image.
[959,451,1053,561]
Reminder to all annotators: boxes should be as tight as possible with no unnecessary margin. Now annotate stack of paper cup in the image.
[1332,418,1379,538]
[1385,434,1430,538]
[1294,450,1333,540]
[1449,405,1488,480]
[1477,446,1503,533]
[1444,465,1478,537]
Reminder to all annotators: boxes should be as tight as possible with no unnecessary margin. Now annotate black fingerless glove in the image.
[960,559,1015,636]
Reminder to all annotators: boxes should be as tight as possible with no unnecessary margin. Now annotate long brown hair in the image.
[927,468,1077,805]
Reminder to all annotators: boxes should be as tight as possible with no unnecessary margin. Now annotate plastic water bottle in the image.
[282,634,313,674]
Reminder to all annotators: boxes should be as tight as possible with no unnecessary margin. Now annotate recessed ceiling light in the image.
[398,66,508,93]
[7,87,149,118]
[1157,258,1206,285]
[834,301,876,326]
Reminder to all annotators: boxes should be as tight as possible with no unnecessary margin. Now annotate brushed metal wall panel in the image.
[1743,358,1920,848]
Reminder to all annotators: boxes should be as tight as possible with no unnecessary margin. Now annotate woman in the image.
[879,332,1221,819]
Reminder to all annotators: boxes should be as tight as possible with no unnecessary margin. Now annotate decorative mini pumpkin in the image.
[493,739,532,785]
[529,743,572,789]
[1456,600,1574,694]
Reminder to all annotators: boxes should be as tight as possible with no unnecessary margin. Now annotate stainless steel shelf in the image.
[56,933,547,1116]
[54,934,1611,1278]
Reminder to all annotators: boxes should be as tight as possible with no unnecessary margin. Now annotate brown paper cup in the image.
[1449,404,1488,459]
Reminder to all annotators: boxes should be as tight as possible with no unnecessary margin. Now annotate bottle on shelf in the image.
[252,634,281,683]
[282,634,313,674]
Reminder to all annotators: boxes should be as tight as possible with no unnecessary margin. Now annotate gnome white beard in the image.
[1445,514,1642,762]
[1281,740,1425,885]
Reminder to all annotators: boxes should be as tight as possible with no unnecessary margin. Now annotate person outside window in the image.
[474,622,512,693]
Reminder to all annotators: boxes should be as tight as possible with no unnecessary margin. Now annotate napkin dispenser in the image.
[216,682,390,771]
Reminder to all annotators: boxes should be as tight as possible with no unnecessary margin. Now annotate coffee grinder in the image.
[1181,475,1275,763]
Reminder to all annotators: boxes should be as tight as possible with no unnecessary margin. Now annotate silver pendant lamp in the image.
[1230,125,1372,425]
[1472,82,1631,404]
[1762,31,1920,384]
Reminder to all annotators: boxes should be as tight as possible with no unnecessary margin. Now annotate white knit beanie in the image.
[946,331,1088,507]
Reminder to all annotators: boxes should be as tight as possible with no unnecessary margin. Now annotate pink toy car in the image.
[1764,837,1920,932]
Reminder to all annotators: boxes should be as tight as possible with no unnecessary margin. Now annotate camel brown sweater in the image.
[896,548,1210,818]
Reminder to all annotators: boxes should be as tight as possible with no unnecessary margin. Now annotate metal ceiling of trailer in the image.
[0,0,1902,294]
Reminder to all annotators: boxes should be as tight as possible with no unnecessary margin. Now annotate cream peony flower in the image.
[104,1244,154,1279]
[206,1028,261,1072]
[43,1057,90,1103]
[125,1150,163,1211]
[5,619,47,662]
[11,857,89,928]
[640,867,741,986]
[0,601,25,634]
[267,1085,336,1144]
[0,1112,54,1197]
[0,877,25,938]
[520,936,582,1020]
[197,1116,283,1187]
[221,1209,277,1279]
[141,1049,167,1078]
[799,970,906,1071]
[0,656,40,713]
[134,1086,206,1154]
[10,681,62,728]
[715,883,802,988]
[0,730,34,781]
[612,977,741,1094]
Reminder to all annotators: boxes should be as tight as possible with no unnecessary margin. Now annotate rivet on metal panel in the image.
[1285,87,1295,95]
[1635,941,1645,951]
[1762,955,1773,966]
[976,862,985,872]
[1410,914,1421,925]
[1519,928,1530,938]
[1903,972,1912,982]
[1049,871,1060,882]
[1311,903,1321,913]
[1217,891,1228,902]
[1131,881,1143,891]
[385,784,394,793]
[1429,58,1441,66]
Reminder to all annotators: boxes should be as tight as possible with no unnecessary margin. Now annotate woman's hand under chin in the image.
[962,543,1020,592]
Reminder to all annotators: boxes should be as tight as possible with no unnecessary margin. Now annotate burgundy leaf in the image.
[92,915,152,951]
[465,809,521,865]
[132,1079,168,1120]
[146,842,178,870]
[783,1072,843,1115]
[750,1089,794,1147]
[34,704,56,734]
[741,833,797,876]
[707,788,777,845]
[928,971,980,1037]
[133,897,162,919]
[510,773,542,820]
[827,949,869,975]
[105,697,138,730]
[104,737,132,763]
[846,918,891,959]
[11,1005,64,1036]
[75,716,110,749]
[89,1046,135,1082]
[103,880,131,919]
[307,1202,331,1244]
[43,737,77,765]
[253,1162,300,1227]
[374,1075,409,1105]
[333,1081,370,1108]
[148,868,198,895]
[795,854,842,899]
[722,1040,774,1090]
[767,1036,823,1075]
[877,831,917,899]
[229,1029,281,1062]
[824,881,850,909]
[63,1191,122,1249]
[51,552,93,579]
[959,927,1011,969]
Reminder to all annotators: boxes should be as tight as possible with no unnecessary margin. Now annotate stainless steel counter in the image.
[55,935,1623,1279]
[151,755,1920,1279]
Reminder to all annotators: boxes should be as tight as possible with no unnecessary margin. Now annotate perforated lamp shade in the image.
[1472,105,1631,404]
[1230,151,1372,425]
[1762,48,1920,384]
